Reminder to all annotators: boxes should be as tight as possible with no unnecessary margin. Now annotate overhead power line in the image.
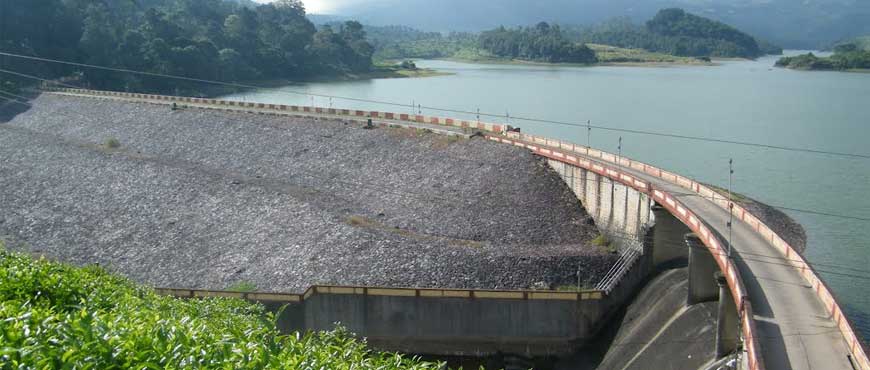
[668,190,870,222]
[0,88,33,102]
[3,69,870,224]
[605,229,870,282]
[1,50,869,160]
[3,84,869,283]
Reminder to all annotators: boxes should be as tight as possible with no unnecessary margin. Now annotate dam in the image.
[1,88,867,370]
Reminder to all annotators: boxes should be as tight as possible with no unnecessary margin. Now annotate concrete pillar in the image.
[715,272,739,358]
[651,205,691,268]
[686,233,719,305]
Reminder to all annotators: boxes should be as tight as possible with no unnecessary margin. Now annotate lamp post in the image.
[728,159,734,258]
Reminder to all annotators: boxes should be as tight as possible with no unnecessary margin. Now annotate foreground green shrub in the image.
[0,247,441,369]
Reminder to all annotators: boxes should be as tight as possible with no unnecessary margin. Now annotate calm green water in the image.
[224,52,870,338]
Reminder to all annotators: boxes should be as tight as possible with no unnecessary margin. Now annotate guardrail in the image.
[156,284,605,303]
[44,87,510,135]
[488,133,765,370]
[502,131,870,370]
[42,88,868,369]
[595,247,641,294]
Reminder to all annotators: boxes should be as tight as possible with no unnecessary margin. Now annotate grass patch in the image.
[227,280,257,293]
[592,234,610,247]
[104,137,121,149]
[430,134,465,150]
[386,125,434,140]
[705,183,751,204]
[592,234,618,254]
[588,44,713,65]
[0,244,442,369]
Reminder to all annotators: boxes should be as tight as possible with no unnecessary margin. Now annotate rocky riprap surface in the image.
[705,185,808,254]
[0,94,614,293]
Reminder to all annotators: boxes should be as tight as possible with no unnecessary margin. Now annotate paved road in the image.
[573,150,854,369]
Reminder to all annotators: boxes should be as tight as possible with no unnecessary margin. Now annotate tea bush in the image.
[0,247,442,369]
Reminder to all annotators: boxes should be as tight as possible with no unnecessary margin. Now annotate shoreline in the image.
[300,68,451,82]
[435,55,716,69]
[776,66,870,73]
[189,68,451,98]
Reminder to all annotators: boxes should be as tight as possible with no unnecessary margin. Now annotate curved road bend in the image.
[44,91,856,369]
[571,149,854,370]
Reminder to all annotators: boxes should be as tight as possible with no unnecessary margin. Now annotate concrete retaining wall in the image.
[159,286,607,357]
[547,159,652,241]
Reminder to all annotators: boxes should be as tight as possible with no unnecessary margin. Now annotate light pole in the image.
[728,158,734,258]
[618,136,623,164]
[587,120,591,148]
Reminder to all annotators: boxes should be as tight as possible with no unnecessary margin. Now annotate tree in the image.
[0,0,375,95]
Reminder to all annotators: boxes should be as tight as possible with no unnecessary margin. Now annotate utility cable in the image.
[3,71,869,277]
[602,229,870,281]
[1,50,869,160]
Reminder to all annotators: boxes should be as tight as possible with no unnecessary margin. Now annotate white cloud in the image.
[252,0,386,14]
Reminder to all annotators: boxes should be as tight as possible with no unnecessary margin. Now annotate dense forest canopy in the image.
[0,0,374,95]
[365,9,778,63]
[478,22,597,63]
[572,9,780,59]
[323,0,870,50]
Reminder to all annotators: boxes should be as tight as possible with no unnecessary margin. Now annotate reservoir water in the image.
[223,51,870,339]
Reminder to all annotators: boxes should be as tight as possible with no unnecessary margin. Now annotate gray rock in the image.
[0,94,617,293]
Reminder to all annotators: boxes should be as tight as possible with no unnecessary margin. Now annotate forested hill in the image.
[574,9,780,59]
[368,9,779,62]
[325,0,870,49]
[0,0,374,95]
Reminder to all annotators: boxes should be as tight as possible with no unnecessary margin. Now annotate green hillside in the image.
[832,36,870,52]
[0,246,440,369]
[368,8,780,64]
[574,9,781,59]
[776,49,870,72]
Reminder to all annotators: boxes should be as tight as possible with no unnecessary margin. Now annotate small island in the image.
[776,39,870,72]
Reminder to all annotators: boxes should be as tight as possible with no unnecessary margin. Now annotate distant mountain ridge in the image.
[317,0,870,49]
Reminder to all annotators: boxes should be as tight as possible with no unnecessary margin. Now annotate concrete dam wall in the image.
[25,88,870,370]
[1,88,741,363]
[154,165,661,357]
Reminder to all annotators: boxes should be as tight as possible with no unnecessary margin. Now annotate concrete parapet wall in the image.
[490,133,765,370]
[44,87,508,134]
[501,129,869,370]
[158,286,606,356]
